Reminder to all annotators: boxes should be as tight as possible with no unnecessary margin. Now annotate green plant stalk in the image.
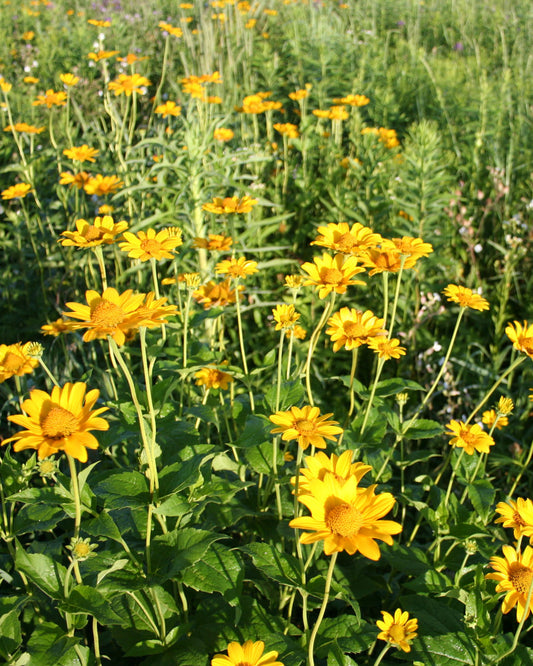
[443,448,465,511]
[92,618,102,666]
[150,258,166,341]
[234,278,255,411]
[93,246,108,291]
[508,437,533,499]
[182,289,193,369]
[372,644,391,666]
[282,134,290,196]
[67,454,83,585]
[38,358,60,388]
[360,356,385,435]
[307,551,338,666]
[387,256,407,339]
[347,347,360,423]
[459,452,485,504]
[304,293,336,405]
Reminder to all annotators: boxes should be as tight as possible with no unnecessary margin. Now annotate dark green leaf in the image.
[151,528,223,579]
[83,511,123,542]
[233,415,272,449]
[467,479,495,523]
[241,542,301,588]
[61,585,124,625]
[93,471,150,509]
[15,548,66,600]
[403,419,444,439]
[0,609,22,660]
[13,504,66,535]
[26,621,80,666]
[264,380,305,412]
[181,543,244,605]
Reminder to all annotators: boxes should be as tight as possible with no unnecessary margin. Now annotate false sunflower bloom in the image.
[367,336,406,360]
[2,382,109,462]
[289,474,402,559]
[119,227,183,261]
[0,342,39,382]
[301,253,365,299]
[60,216,128,248]
[32,89,67,108]
[84,174,123,196]
[293,450,372,496]
[60,171,90,189]
[215,256,259,279]
[273,122,299,138]
[63,145,99,163]
[41,319,72,337]
[494,498,533,540]
[311,222,382,256]
[1,183,32,200]
[202,195,258,214]
[214,128,234,142]
[108,73,151,96]
[333,94,370,107]
[193,234,233,251]
[326,308,385,352]
[211,640,283,666]
[481,409,508,430]
[390,236,433,266]
[486,545,533,622]
[4,122,45,134]
[195,365,233,390]
[505,321,533,358]
[155,101,181,118]
[443,284,489,311]
[193,279,242,310]
[272,304,300,330]
[359,241,405,276]
[269,405,342,450]
[445,420,495,455]
[376,609,418,653]
[289,325,307,340]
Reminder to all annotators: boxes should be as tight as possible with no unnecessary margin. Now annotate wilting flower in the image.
[311,222,382,256]
[84,174,123,196]
[301,253,365,299]
[63,145,99,163]
[4,122,45,134]
[326,308,385,352]
[32,89,67,108]
[0,342,39,382]
[193,234,233,251]
[119,227,183,261]
[60,216,129,248]
[60,171,91,189]
[293,450,372,496]
[214,127,234,142]
[215,256,259,279]
[272,304,300,330]
[376,609,418,652]
[211,640,283,666]
[443,284,489,311]
[202,195,258,214]
[486,545,533,622]
[2,382,109,462]
[494,498,533,540]
[1,183,32,200]
[269,405,342,450]
[195,365,233,390]
[445,420,495,455]
[289,474,402,558]
[482,409,508,430]
[505,321,533,358]
[193,279,242,309]
[108,73,150,96]
[155,101,181,118]
[368,336,406,360]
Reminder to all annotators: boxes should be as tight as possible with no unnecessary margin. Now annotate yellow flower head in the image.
[443,284,489,311]
[367,336,406,360]
[328,105,349,120]
[445,420,495,455]
[0,342,39,382]
[87,18,111,27]
[269,405,343,451]
[4,122,45,134]
[108,73,150,96]
[284,274,305,290]
[60,216,128,248]
[23,76,39,84]
[390,236,433,264]
[333,94,370,107]
[301,253,365,299]
[155,101,181,118]
[83,174,123,196]
[214,127,234,142]
[119,227,183,261]
[326,307,386,352]
[272,304,300,331]
[497,397,514,416]
[158,21,183,37]
[289,87,311,101]
[376,609,418,652]
[486,545,533,622]
[481,409,508,430]
[289,474,402,558]
[87,50,120,62]
[505,321,533,358]
[63,144,99,163]
[193,279,242,310]
[41,319,73,337]
[60,171,91,189]
[202,195,258,214]
[293,449,372,496]
[2,382,109,462]
[215,256,259,279]
[311,222,382,256]
[1,183,32,200]
[193,234,233,251]
[195,365,233,390]
[273,122,299,138]
[289,324,307,340]
[494,498,533,540]
[32,89,67,108]
[211,640,283,666]
[60,73,80,86]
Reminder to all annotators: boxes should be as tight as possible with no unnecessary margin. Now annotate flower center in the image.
[3,351,24,372]
[509,562,533,594]
[343,321,367,338]
[84,226,105,242]
[41,406,79,439]
[321,267,344,284]
[513,511,526,526]
[388,623,407,644]
[140,239,163,255]
[295,419,315,434]
[91,300,125,328]
[326,503,364,537]
[336,233,357,253]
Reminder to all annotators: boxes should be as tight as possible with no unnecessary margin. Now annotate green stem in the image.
[508,437,533,499]
[460,453,485,504]
[67,454,83,585]
[373,644,391,666]
[234,278,254,411]
[304,293,336,406]
[387,256,407,338]
[444,448,465,510]
[308,552,338,666]
[360,357,385,435]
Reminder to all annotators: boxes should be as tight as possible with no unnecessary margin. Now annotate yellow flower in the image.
[214,127,234,142]
[289,324,307,340]
[359,242,404,276]
[311,222,383,256]
[443,284,489,311]
[60,73,80,87]
[195,365,233,390]
[376,609,418,652]
[4,122,44,134]
[87,18,111,27]
[328,105,349,120]
[215,256,259,279]
[293,449,372,496]
[481,409,508,430]
[119,227,183,261]
[23,76,39,84]
[273,122,299,138]
[202,196,258,214]
[2,382,109,462]
[505,321,533,358]
[284,274,304,289]
[326,308,385,352]
[0,77,12,93]
[87,49,120,62]
[390,236,433,263]
[193,234,233,251]
[367,336,406,360]
[289,474,402,558]
[60,216,129,248]
[193,279,242,310]
[83,174,123,196]
[236,92,282,114]
[289,88,310,101]
[486,545,533,622]
[445,420,495,455]
[22,30,35,40]
[494,499,533,540]
[301,253,365,299]
[158,21,183,37]
[211,640,283,666]
[333,94,370,107]
[272,304,300,330]
[41,319,72,337]
[497,397,514,416]
[269,405,343,450]
[0,342,39,382]
[312,109,331,119]
[63,144,99,163]
[1,183,32,200]
[155,101,181,118]
[60,171,90,189]
[32,89,67,108]
[108,73,150,96]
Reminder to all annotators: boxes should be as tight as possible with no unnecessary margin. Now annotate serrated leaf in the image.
[241,543,300,588]
[61,585,124,626]
[13,504,66,535]
[83,511,123,542]
[244,440,274,475]
[233,415,272,449]
[264,380,305,412]
[414,633,475,665]
[158,453,214,498]
[467,479,495,523]
[0,609,22,660]
[403,419,444,439]
[26,622,80,666]
[151,528,223,579]
[93,471,150,509]
[375,378,424,397]
[15,548,67,600]
[181,543,244,605]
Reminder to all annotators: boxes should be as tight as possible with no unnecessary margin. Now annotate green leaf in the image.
[26,622,80,666]
[241,542,301,588]
[244,440,274,475]
[82,511,123,543]
[414,633,475,665]
[0,609,22,660]
[151,528,223,579]
[61,585,124,626]
[318,615,374,656]
[158,453,214,498]
[264,380,305,412]
[467,479,495,523]
[15,548,67,600]
[374,378,424,397]
[233,415,272,449]
[181,543,244,605]
[93,471,150,509]
[13,504,66,535]
[6,485,71,505]
[403,419,444,439]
